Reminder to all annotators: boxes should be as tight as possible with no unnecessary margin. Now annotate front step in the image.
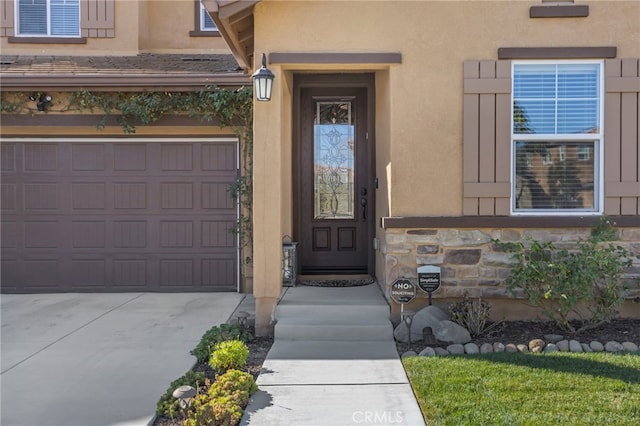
[275,301,390,321]
[274,316,393,341]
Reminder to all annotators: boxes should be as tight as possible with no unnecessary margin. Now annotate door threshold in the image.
[298,274,372,281]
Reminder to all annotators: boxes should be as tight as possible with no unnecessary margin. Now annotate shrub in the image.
[155,370,206,418]
[495,218,636,333]
[448,292,502,337]
[184,394,243,426]
[191,324,253,364]
[209,340,249,372]
[208,369,257,406]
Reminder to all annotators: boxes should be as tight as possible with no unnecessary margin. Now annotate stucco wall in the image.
[250,0,640,334]
[0,0,228,55]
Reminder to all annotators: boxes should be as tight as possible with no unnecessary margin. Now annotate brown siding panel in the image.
[81,0,115,38]
[463,60,512,216]
[0,0,14,37]
[605,59,640,216]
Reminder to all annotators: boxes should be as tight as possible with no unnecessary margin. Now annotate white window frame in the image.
[15,0,80,37]
[200,3,217,31]
[510,59,604,216]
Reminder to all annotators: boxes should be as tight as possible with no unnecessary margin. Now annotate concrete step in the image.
[275,301,390,321]
[274,316,393,341]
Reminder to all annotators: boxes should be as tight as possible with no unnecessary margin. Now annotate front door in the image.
[294,75,374,275]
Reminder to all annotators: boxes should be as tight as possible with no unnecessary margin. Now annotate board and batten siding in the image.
[605,58,640,216]
[0,0,115,38]
[463,58,640,217]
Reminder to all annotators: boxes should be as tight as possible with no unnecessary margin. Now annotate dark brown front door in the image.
[294,75,374,275]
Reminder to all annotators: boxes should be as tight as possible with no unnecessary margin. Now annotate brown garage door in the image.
[1,139,239,293]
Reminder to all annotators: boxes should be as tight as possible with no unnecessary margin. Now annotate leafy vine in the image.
[1,88,254,258]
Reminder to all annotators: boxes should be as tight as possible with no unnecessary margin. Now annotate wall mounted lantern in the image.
[282,236,298,287]
[251,53,274,101]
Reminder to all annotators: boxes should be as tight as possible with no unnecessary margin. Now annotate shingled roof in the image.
[0,53,251,91]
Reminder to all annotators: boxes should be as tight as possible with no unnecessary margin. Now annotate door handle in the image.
[360,197,367,221]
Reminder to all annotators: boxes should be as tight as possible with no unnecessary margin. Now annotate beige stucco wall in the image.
[250,0,640,334]
[0,0,228,55]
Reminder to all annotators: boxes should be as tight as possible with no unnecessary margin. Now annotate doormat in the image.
[298,278,375,287]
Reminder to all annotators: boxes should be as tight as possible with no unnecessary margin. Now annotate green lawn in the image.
[403,352,640,425]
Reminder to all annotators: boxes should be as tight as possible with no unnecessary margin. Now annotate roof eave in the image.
[0,73,252,92]
[203,0,258,71]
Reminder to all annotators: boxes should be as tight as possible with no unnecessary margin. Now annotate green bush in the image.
[155,370,206,418]
[184,394,243,426]
[191,324,253,364]
[208,369,257,406]
[495,218,636,332]
[209,340,249,372]
[183,370,256,426]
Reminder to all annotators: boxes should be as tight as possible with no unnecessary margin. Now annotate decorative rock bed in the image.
[402,337,639,358]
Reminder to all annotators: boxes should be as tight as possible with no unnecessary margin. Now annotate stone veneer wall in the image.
[383,227,640,304]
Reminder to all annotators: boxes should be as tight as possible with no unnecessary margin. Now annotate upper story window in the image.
[511,61,603,215]
[17,0,80,37]
[200,4,217,31]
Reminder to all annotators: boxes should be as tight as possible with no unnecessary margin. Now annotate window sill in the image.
[189,30,221,37]
[8,36,87,44]
[530,5,589,18]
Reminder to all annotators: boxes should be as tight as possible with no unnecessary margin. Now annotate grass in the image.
[403,352,640,425]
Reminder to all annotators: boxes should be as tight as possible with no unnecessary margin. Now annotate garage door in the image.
[1,139,239,293]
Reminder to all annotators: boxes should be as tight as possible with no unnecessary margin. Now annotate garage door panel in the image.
[1,140,239,293]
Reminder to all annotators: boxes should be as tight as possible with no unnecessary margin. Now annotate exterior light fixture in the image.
[282,236,298,287]
[251,53,274,101]
[31,93,52,112]
[172,385,196,410]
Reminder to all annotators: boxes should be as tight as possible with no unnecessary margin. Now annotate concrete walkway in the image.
[1,292,244,426]
[241,284,425,426]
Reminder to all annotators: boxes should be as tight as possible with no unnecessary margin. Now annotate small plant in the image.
[209,340,249,372]
[155,370,206,418]
[448,292,503,337]
[208,369,257,406]
[184,394,244,426]
[191,323,253,364]
[495,217,637,333]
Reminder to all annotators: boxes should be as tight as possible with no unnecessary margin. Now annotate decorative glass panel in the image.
[314,101,355,219]
[514,141,596,211]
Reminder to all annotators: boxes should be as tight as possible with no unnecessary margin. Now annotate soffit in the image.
[0,54,251,91]
[202,0,258,71]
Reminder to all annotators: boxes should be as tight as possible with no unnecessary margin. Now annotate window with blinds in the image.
[512,61,603,214]
[200,4,217,31]
[17,0,80,37]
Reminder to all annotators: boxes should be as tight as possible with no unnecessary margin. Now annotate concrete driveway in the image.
[1,292,244,426]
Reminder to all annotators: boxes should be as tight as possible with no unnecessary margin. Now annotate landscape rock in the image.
[529,339,545,353]
[419,347,436,357]
[434,320,471,344]
[505,344,518,353]
[622,342,638,353]
[401,351,417,359]
[480,343,493,354]
[581,343,592,353]
[569,340,583,353]
[544,334,564,343]
[604,341,624,353]
[434,347,450,356]
[394,305,449,343]
[544,343,559,353]
[516,344,529,352]
[493,342,505,353]
[447,344,465,355]
[556,340,570,352]
[464,343,480,354]
[590,341,604,352]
